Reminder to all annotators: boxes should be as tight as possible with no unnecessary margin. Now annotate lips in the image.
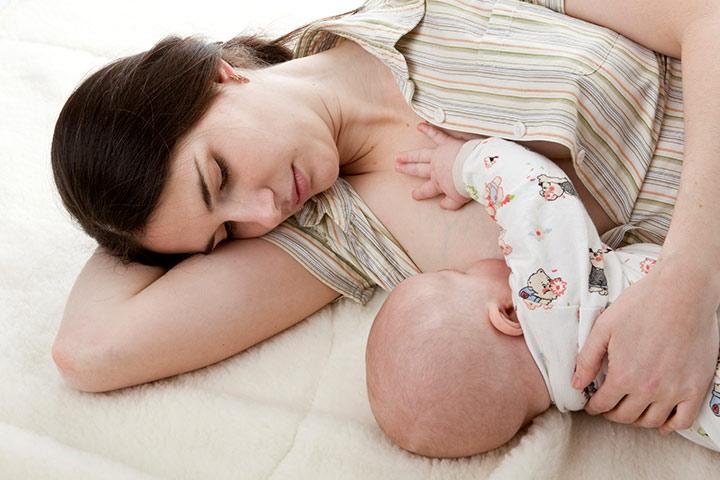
[291,167,299,206]
[292,165,308,206]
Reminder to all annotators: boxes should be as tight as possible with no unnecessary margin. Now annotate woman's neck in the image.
[269,38,408,168]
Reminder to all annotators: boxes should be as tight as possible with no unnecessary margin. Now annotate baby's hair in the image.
[366,275,532,457]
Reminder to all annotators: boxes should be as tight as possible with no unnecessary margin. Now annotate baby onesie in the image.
[453,137,720,451]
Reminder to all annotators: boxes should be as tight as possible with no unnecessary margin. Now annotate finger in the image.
[602,394,653,425]
[585,379,626,415]
[417,122,453,145]
[633,401,678,430]
[573,321,610,391]
[396,148,433,164]
[439,196,469,210]
[658,397,704,434]
[395,161,432,178]
[412,180,442,200]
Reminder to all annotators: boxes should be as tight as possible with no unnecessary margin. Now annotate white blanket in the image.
[1,0,718,478]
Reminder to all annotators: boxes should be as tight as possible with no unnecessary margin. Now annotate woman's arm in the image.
[565,0,720,433]
[53,240,339,392]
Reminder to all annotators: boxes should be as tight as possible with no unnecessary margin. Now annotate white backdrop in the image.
[2,1,719,478]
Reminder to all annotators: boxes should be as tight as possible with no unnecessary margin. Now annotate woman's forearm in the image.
[52,246,166,385]
[660,13,720,295]
[53,240,339,392]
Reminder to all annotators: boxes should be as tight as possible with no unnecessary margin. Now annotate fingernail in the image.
[571,373,581,389]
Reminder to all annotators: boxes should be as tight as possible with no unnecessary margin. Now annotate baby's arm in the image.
[396,123,607,308]
[457,135,613,411]
[455,137,605,301]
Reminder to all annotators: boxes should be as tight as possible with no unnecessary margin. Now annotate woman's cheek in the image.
[236,223,276,239]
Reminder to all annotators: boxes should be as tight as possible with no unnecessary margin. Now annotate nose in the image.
[226,187,283,229]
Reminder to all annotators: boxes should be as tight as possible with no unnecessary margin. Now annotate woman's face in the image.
[140,71,340,255]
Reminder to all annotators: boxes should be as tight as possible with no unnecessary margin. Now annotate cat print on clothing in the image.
[640,257,657,274]
[537,174,578,201]
[588,248,609,296]
[710,358,720,417]
[518,268,566,310]
[484,155,499,169]
[484,176,514,221]
[583,381,598,400]
[498,228,513,256]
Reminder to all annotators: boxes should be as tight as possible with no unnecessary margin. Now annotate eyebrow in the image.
[193,158,216,255]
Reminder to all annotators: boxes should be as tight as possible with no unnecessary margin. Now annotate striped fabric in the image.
[262,0,685,303]
[263,178,420,304]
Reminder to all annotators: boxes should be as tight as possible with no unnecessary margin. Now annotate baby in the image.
[365,128,720,457]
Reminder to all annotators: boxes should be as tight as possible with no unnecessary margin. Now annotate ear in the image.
[216,58,238,83]
[488,302,523,337]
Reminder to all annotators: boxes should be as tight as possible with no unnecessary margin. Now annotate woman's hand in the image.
[395,122,472,210]
[572,256,719,435]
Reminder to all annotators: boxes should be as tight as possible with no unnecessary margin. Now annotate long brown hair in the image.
[51,7,360,269]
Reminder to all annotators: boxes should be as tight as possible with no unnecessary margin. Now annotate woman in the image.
[51,0,719,446]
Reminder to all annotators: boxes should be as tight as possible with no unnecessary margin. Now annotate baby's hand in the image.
[395,122,471,210]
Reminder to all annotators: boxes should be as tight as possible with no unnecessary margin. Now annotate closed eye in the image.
[217,156,232,242]
[217,157,229,190]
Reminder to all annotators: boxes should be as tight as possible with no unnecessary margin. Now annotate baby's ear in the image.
[488,303,523,337]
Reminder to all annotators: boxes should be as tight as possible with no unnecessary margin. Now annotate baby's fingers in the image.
[396,148,433,164]
[440,196,469,211]
[395,161,431,178]
[417,122,453,145]
[412,180,442,201]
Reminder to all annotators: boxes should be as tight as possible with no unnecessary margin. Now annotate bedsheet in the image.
[1,0,719,478]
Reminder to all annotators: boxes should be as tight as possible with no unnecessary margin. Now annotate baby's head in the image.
[366,259,551,458]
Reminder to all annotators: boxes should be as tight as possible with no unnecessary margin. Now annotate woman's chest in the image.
[345,169,504,273]
[342,115,616,273]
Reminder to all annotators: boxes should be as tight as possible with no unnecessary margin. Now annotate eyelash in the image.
[217,157,233,241]
[217,157,230,190]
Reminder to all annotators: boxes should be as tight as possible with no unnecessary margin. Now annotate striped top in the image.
[262,0,685,303]
[263,178,420,303]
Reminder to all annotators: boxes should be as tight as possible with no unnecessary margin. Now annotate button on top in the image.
[576,148,586,164]
[513,121,526,138]
[404,79,416,100]
[433,107,446,123]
